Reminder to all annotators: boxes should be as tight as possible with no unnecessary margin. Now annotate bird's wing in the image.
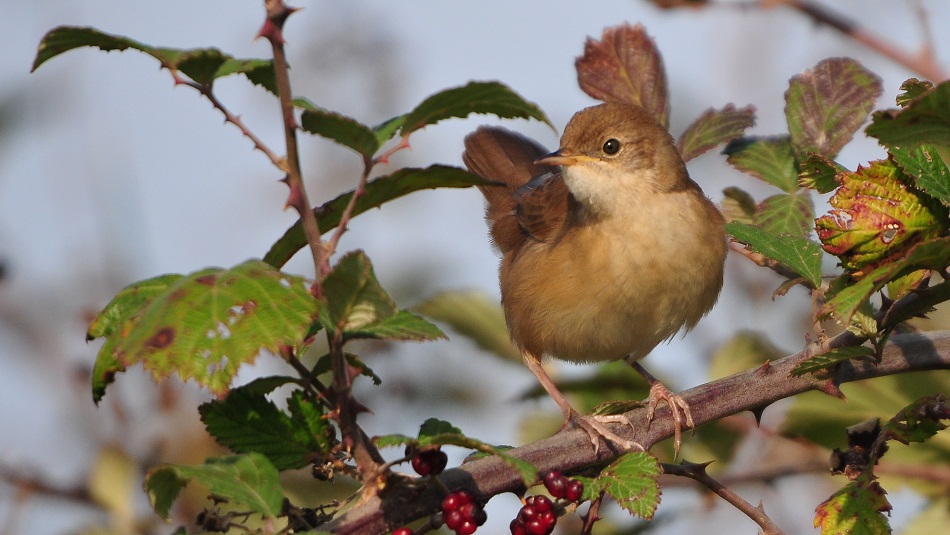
[462,127,571,250]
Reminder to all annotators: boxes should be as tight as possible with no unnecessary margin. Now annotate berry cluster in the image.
[407,445,448,476]
[509,471,585,535]
[442,490,487,535]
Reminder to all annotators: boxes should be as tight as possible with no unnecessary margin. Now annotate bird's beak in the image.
[534,149,597,167]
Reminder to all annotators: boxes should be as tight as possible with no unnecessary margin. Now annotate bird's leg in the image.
[522,351,643,453]
[624,358,694,458]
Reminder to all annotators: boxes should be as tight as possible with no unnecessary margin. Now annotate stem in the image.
[261,0,328,286]
[768,0,947,81]
[662,461,787,535]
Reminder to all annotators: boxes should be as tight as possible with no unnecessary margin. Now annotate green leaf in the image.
[799,153,847,193]
[145,454,283,520]
[575,23,669,126]
[32,26,275,92]
[791,346,876,377]
[785,58,883,158]
[814,481,891,535]
[675,104,756,162]
[815,159,949,273]
[418,418,463,438]
[867,80,950,149]
[373,115,406,147]
[87,273,184,403]
[263,165,495,268]
[297,98,380,160]
[895,78,934,108]
[414,291,520,363]
[726,221,824,288]
[320,250,395,333]
[820,237,950,323]
[720,186,756,224]
[890,144,950,207]
[109,260,321,397]
[724,136,799,192]
[345,309,446,342]
[753,192,815,238]
[587,452,661,520]
[399,81,551,136]
[199,388,333,471]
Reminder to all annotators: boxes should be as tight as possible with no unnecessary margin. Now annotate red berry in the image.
[518,504,537,523]
[392,529,413,535]
[442,490,473,513]
[527,495,553,513]
[444,509,464,531]
[525,519,549,535]
[538,510,557,529]
[457,520,478,535]
[565,480,584,503]
[510,519,527,535]
[411,448,448,476]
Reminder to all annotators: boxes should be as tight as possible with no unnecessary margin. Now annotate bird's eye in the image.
[602,138,621,155]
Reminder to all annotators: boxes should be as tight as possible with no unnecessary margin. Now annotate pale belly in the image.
[501,208,725,364]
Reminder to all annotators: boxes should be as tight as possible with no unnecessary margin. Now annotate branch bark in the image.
[325,329,950,534]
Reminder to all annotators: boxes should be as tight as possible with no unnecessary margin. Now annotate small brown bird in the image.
[463,102,726,453]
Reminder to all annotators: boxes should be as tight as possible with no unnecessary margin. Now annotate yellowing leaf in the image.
[814,481,891,535]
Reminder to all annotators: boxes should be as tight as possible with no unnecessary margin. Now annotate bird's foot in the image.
[644,382,695,459]
[567,411,644,454]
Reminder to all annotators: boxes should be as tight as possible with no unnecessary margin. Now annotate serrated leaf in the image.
[800,153,847,193]
[896,78,934,108]
[726,221,823,288]
[32,26,275,92]
[346,309,446,342]
[724,136,799,192]
[785,58,883,158]
[753,192,815,238]
[814,481,891,535]
[791,346,876,376]
[414,291,520,362]
[815,159,949,273]
[263,165,495,268]
[575,23,669,126]
[399,81,550,136]
[145,454,283,520]
[419,418,462,438]
[372,115,406,146]
[110,260,321,397]
[890,144,950,207]
[676,104,756,162]
[199,388,333,471]
[297,99,380,160]
[867,80,950,149]
[88,273,185,403]
[588,452,661,520]
[820,237,950,323]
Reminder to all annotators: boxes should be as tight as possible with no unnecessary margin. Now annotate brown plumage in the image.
[463,102,727,453]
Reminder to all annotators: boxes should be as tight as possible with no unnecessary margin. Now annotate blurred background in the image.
[1,1,948,534]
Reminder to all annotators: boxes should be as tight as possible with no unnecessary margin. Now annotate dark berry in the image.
[444,509,464,531]
[565,480,584,503]
[526,495,552,513]
[525,519,549,535]
[471,506,488,526]
[392,529,413,535]
[510,519,527,535]
[411,448,448,476]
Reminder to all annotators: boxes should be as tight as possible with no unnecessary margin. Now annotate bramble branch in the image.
[325,329,950,533]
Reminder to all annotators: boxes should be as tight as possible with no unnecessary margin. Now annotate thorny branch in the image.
[324,329,950,534]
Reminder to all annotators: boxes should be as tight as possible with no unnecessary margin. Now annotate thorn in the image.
[754,360,772,376]
[749,405,768,426]
[818,379,846,399]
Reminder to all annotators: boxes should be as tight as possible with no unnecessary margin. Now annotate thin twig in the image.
[168,72,285,169]
[765,0,947,82]
[662,461,788,535]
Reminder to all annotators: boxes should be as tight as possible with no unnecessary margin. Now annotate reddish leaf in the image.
[676,104,756,162]
[815,159,948,273]
[575,23,669,126]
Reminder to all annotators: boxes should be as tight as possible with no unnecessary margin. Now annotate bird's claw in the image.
[645,382,695,459]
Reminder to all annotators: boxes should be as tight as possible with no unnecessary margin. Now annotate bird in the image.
[462,101,727,454]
